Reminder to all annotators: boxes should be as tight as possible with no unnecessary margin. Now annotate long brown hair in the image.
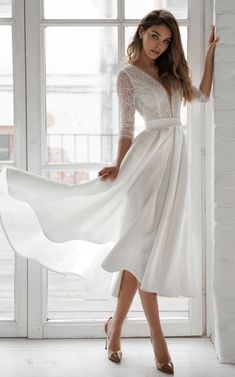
[126,9,195,104]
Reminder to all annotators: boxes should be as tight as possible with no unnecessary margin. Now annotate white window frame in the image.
[0,0,215,339]
[0,0,27,337]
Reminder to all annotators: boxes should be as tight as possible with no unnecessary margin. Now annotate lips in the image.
[151,49,160,54]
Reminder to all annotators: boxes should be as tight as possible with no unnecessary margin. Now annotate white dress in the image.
[0,63,209,298]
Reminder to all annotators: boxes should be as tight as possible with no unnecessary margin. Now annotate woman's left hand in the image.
[207,25,220,55]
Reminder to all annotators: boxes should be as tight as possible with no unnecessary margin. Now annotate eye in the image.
[152,33,158,39]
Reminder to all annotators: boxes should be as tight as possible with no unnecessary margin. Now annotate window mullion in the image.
[25,0,45,339]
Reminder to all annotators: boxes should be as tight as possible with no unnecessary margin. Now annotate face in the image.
[139,24,172,60]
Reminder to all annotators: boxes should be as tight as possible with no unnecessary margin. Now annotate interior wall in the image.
[211,0,235,363]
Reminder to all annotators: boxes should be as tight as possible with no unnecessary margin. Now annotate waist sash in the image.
[145,117,182,130]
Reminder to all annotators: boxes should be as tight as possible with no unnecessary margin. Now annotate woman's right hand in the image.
[98,165,120,181]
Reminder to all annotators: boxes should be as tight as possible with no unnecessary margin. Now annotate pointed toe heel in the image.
[150,335,174,375]
[104,316,122,363]
[156,360,174,375]
[108,349,123,363]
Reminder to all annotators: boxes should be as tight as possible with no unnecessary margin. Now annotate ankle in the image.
[151,328,165,341]
[110,316,123,333]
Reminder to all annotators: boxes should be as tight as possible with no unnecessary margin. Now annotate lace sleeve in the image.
[117,70,135,140]
[192,85,209,103]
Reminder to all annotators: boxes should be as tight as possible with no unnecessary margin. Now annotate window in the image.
[0,0,205,338]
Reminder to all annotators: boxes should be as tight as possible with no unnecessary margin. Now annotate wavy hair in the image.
[126,9,195,104]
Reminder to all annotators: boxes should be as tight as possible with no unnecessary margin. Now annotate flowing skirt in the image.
[0,117,201,298]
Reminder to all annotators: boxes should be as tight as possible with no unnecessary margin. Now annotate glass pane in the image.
[47,266,189,320]
[45,26,118,164]
[48,266,181,320]
[0,223,14,320]
[44,0,117,19]
[0,25,14,161]
[44,168,125,320]
[44,168,101,184]
[0,0,12,18]
[125,0,188,19]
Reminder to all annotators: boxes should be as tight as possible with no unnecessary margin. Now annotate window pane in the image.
[0,223,14,320]
[47,266,189,320]
[45,26,118,165]
[0,25,14,161]
[45,169,116,320]
[125,0,188,19]
[44,168,101,184]
[44,0,117,19]
[0,0,11,18]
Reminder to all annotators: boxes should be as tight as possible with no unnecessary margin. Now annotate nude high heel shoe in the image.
[104,316,122,363]
[150,335,174,375]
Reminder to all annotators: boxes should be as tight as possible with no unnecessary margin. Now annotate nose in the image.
[155,44,161,51]
[154,41,161,50]
[156,37,165,47]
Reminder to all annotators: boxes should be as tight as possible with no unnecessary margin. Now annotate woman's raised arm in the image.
[199,24,220,98]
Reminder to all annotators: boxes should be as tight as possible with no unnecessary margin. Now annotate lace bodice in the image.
[117,63,209,140]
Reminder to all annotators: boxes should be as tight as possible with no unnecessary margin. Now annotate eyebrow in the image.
[152,30,172,40]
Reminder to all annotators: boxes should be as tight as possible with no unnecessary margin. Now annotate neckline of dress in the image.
[127,63,164,87]
[127,63,173,113]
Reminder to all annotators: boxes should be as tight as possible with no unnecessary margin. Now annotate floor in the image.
[0,337,235,377]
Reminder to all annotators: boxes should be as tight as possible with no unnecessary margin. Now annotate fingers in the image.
[99,170,110,180]
[209,25,216,41]
[98,167,113,180]
[98,166,119,181]
[98,168,109,177]
[208,24,220,50]
[210,37,220,49]
[101,173,116,181]
[209,27,215,43]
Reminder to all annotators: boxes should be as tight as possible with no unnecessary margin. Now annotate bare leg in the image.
[137,282,172,364]
[108,270,138,351]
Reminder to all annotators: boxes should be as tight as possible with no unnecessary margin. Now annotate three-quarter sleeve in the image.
[117,70,135,140]
[191,85,209,103]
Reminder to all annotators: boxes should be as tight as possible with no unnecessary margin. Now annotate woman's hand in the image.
[98,165,120,181]
[207,25,220,56]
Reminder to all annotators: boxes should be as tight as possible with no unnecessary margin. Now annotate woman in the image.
[0,9,219,376]
[99,9,219,375]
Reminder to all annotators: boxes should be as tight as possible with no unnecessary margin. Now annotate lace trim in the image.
[192,85,209,102]
[117,70,135,140]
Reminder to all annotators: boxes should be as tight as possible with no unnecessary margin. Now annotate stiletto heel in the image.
[104,316,122,363]
[104,336,107,350]
[150,335,174,375]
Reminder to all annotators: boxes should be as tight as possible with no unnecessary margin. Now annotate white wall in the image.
[212,0,235,363]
